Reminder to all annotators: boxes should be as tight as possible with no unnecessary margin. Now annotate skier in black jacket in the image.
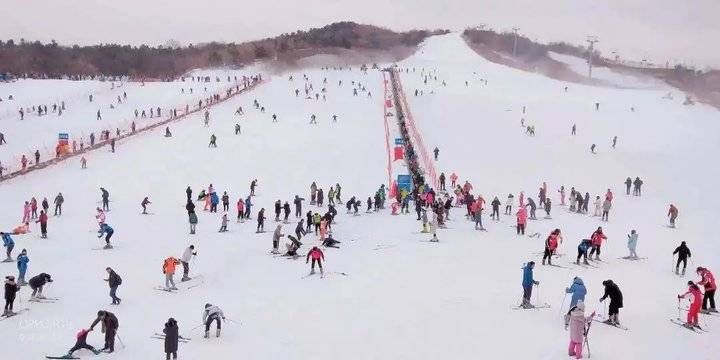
[673,241,692,275]
[29,273,52,299]
[274,200,282,221]
[4,275,20,316]
[283,202,291,222]
[600,280,623,325]
[105,267,122,305]
[293,195,304,218]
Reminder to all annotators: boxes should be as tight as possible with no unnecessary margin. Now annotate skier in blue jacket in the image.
[244,196,253,219]
[1,232,14,261]
[16,249,29,285]
[98,223,114,249]
[566,276,587,308]
[576,239,592,265]
[521,261,540,308]
[210,192,219,213]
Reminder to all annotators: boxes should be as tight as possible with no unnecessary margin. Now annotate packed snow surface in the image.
[0,33,718,359]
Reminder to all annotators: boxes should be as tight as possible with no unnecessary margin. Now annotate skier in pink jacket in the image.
[516,207,528,235]
[565,301,594,359]
[22,202,31,223]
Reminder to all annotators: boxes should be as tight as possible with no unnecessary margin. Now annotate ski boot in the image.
[675,268,680,275]
[681,268,686,276]
[181,276,191,282]
[170,286,178,291]
[103,244,113,249]
[700,309,711,315]
[583,259,590,265]
[709,308,718,313]
[216,328,221,337]
[204,331,210,339]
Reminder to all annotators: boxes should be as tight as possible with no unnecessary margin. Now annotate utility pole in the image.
[586,36,598,78]
[512,27,520,57]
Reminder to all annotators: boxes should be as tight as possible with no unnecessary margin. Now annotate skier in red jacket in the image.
[588,227,607,260]
[678,281,703,328]
[696,267,717,313]
[36,210,48,238]
[542,229,562,265]
[306,246,325,276]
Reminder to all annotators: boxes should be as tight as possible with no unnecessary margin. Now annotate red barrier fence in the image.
[390,69,439,190]
[0,78,263,183]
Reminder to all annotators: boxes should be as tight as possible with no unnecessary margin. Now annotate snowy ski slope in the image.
[0,33,718,359]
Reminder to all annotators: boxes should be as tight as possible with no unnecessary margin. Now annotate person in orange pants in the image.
[678,281,703,328]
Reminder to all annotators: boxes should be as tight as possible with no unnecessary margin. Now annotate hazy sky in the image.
[2,0,719,68]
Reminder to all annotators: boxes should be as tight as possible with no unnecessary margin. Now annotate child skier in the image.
[219,213,228,232]
[16,249,29,285]
[565,301,594,359]
[576,239,592,265]
[678,281,703,328]
[66,328,101,356]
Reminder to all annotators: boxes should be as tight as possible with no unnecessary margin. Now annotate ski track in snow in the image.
[0,33,718,359]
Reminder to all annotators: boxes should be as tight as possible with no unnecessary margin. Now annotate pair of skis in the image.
[29,296,59,303]
[512,303,550,310]
[669,318,708,333]
[151,332,191,342]
[0,308,29,321]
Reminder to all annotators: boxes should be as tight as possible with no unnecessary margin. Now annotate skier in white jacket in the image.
[180,245,196,281]
[203,304,225,338]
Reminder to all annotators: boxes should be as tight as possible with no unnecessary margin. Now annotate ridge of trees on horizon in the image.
[462,27,719,97]
[0,22,449,79]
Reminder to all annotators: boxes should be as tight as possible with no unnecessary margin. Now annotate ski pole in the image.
[116,333,126,349]
[678,298,682,321]
[225,317,241,326]
[559,293,567,315]
[671,254,675,273]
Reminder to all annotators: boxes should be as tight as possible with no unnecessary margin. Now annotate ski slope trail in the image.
[0,32,718,359]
